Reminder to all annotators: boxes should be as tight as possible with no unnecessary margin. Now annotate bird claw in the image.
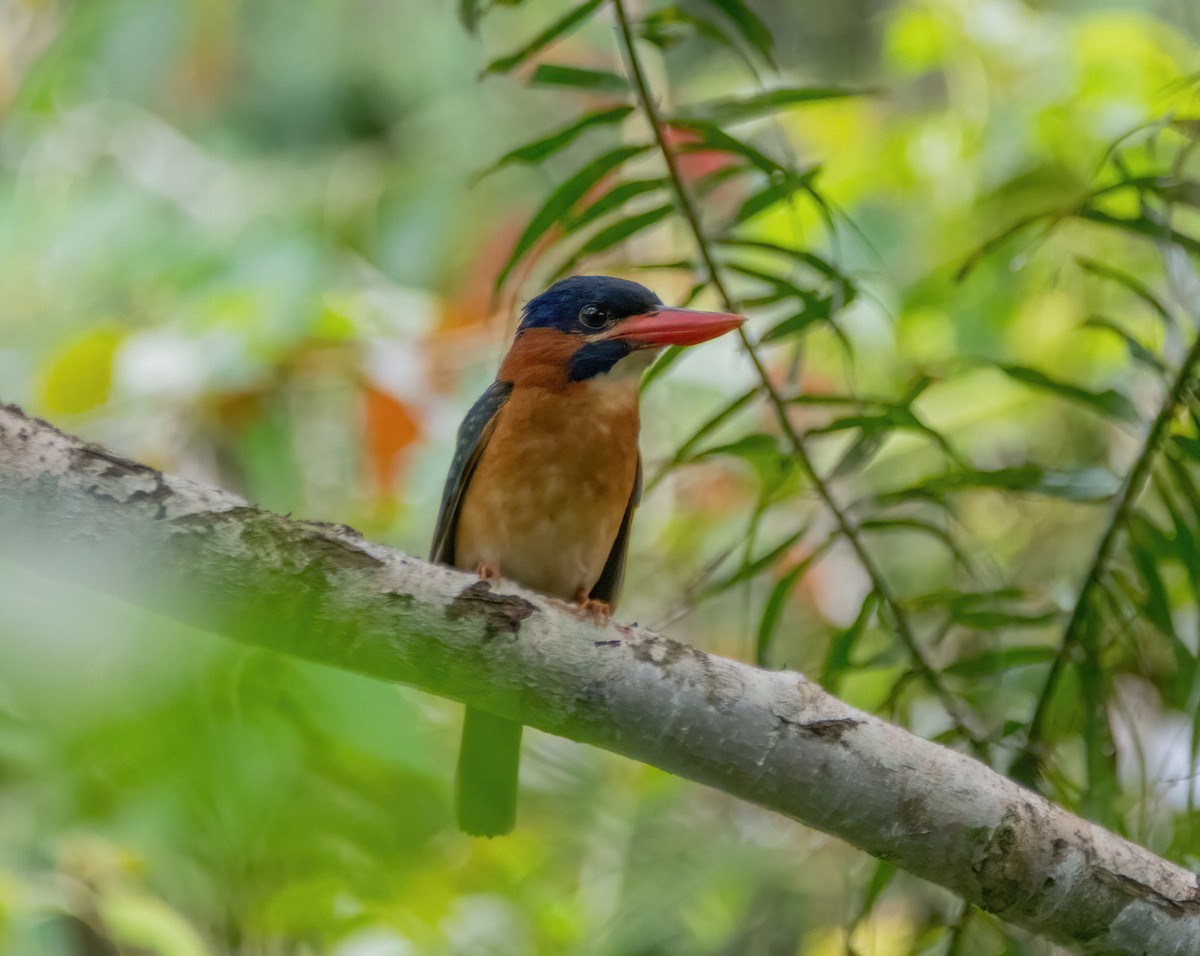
[476,563,500,581]
[572,591,612,625]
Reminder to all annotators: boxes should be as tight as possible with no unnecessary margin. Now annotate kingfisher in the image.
[431,274,744,836]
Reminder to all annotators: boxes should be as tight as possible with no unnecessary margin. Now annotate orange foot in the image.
[476,563,500,582]
[572,589,612,625]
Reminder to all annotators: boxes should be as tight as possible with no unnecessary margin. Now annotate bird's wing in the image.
[430,380,514,565]
[589,454,642,611]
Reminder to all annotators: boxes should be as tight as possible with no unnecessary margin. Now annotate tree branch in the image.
[1,402,1198,955]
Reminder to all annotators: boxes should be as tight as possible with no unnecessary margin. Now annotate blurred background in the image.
[1,0,1199,953]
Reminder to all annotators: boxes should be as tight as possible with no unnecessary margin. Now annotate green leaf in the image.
[484,0,606,75]
[459,0,483,33]
[999,364,1139,423]
[701,0,774,63]
[759,302,832,344]
[1156,474,1200,606]
[641,6,750,60]
[1076,257,1173,329]
[671,388,759,464]
[1136,177,1200,209]
[880,465,1121,503]
[530,63,631,94]
[486,106,635,171]
[733,172,819,224]
[1076,207,1200,256]
[944,647,1056,677]
[915,588,1060,630]
[670,119,789,176]
[726,263,831,328]
[681,87,870,124]
[755,543,833,666]
[640,344,686,390]
[822,593,878,690]
[1128,515,1177,639]
[573,204,674,258]
[706,525,810,596]
[859,518,966,563]
[696,432,779,462]
[697,433,793,490]
[856,861,897,924]
[569,177,667,230]
[496,144,651,289]
[1082,316,1165,375]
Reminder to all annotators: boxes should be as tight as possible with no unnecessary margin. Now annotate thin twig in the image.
[609,0,980,745]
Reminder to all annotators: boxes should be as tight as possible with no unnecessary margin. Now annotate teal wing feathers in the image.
[430,380,513,566]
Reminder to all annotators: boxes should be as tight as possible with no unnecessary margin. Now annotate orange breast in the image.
[454,378,640,601]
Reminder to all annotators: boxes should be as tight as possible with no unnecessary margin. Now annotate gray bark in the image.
[1,402,1197,955]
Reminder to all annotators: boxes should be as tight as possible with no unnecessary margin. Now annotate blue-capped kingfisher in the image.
[431,275,744,836]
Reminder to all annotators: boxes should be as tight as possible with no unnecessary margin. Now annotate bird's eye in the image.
[578,305,609,330]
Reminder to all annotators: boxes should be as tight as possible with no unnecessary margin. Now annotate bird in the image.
[431,274,744,836]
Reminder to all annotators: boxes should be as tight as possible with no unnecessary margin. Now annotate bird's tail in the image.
[455,707,523,837]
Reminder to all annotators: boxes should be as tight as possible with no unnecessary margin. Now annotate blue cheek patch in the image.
[568,340,633,381]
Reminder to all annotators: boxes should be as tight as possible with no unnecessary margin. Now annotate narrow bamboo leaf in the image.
[692,164,746,198]
[822,593,878,690]
[1174,435,1200,462]
[1138,177,1200,209]
[733,172,818,224]
[728,264,833,337]
[856,862,897,924]
[786,393,868,407]
[701,0,774,63]
[496,144,651,289]
[706,525,809,596]
[696,432,780,461]
[681,87,870,124]
[756,545,831,666]
[830,430,884,479]
[1083,316,1165,375]
[670,119,789,176]
[487,107,635,171]
[641,6,748,59]
[574,204,673,258]
[641,345,686,391]
[459,0,483,33]
[1155,474,1200,606]
[569,179,667,230]
[810,410,919,435]
[916,588,1060,630]
[484,0,606,75]
[880,465,1121,503]
[809,406,956,470]
[945,647,1056,677]
[948,608,1061,629]
[721,239,837,272]
[531,63,631,94]
[1128,515,1177,639]
[760,303,832,343]
[1076,257,1173,328]
[1163,453,1200,537]
[1000,364,1139,423]
[1077,207,1200,256]
[671,388,759,463]
[697,433,791,489]
[859,518,966,563]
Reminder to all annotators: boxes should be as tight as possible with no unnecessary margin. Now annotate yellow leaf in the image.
[39,327,124,415]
